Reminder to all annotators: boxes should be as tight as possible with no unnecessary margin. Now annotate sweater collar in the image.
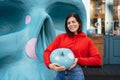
[74,32,86,37]
[66,32,87,38]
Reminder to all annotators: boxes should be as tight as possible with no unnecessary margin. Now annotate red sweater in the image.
[44,32,102,68]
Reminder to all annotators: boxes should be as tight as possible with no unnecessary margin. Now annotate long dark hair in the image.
[65,13,82,36]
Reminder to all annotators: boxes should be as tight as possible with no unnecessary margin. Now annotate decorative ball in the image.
[87,29,95,36]
[50,48,75,69]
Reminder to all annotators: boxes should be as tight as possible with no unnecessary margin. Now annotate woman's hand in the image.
[49,63,66,71]
[68,58,78,70]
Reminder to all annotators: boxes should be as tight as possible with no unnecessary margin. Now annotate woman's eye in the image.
[67,22,70,25]
[72,21,76,23]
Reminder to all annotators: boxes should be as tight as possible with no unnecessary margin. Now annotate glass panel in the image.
[90,0,106,35]
[113,0,120,36]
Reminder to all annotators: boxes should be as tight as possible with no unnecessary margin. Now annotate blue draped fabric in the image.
[0,0,87,80]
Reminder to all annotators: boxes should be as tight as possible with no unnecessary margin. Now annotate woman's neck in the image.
[74,32,78,35]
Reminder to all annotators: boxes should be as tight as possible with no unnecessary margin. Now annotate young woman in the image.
[44,13,102,80]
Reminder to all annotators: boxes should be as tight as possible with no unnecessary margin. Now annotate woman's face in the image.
[67,16,79,35]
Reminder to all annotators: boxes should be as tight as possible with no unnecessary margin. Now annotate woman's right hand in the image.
[49,63,66,71]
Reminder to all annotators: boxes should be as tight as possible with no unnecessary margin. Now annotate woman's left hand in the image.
[68,58,78,70]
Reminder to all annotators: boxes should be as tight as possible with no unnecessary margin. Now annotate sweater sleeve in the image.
[77,39,102,66]
[43,34,62,68]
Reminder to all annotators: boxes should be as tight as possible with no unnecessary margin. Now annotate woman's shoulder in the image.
[80,32,92,41]
[85,35,94,43]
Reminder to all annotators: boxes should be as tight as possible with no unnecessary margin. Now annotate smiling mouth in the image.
[70,27,75,30]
